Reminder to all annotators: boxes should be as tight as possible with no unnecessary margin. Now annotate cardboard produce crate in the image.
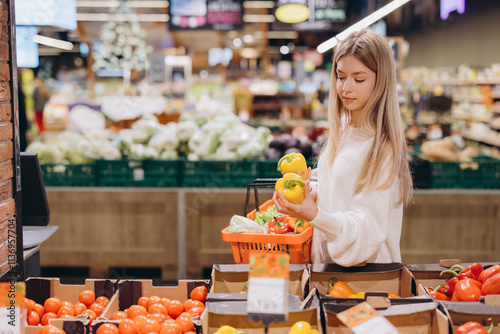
[323,300,450,333]
[24,278,116,334]
[101,279,209,319]
[209,264,309,300]
[201,289,322,334]
[440,299,500,334]
[310,263,413,299]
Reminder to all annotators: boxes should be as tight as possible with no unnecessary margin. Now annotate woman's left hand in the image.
[273,167,318,221]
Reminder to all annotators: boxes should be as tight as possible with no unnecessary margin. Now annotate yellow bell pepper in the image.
[288,321,311,334]
[289,217,310,234]
[348,291,365,299]
[214,326,244,334]
[277,152,308,178]
[275,173,305,204]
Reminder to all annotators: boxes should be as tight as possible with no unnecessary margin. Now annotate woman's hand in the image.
[273,167,318,221]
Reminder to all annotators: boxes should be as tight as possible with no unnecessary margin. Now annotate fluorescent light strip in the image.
[317,0,411,53]
[32,35,74,51]
[77,13,169,22]
[76,0,168,8]
[242,14,275,23]
[243,1,275,9]
[267,31,299,39]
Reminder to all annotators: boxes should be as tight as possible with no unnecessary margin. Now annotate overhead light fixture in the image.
[275,4,310,24]
[317,0,411,53]
[76,0,168,8]
[32,35,74,51]
[243,1,274,9]
[243,14,275,23]
[77,13,169,22]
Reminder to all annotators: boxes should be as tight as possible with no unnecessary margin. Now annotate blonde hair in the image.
[322,28,413,206]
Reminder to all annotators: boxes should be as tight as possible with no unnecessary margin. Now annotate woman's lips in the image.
[343,97,355,102]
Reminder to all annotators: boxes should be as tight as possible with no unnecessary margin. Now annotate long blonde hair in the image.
[322,28,413,206]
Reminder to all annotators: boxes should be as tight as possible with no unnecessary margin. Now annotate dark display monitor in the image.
[20,152,50,226]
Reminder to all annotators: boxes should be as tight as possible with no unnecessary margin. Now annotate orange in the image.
[27,310,40,326]
[95,296,110,306]
[95,323,119,334]
[165,300,183,319]
[139,318,161,334]
[137,296,149,309]
[147,312,168,325]
[33,303,45,318]
[190,286,207,303]
[128,305,148,319]
[148,303,168,315]
[41,312,57,326]
[119,318,139,334]
[79,290,95,307]
[174,316,194,333]
[188,307,204,317]
[57,305,75,317]
[89,302,105,316]
[73,302,87,315]
[110,310,128,320]
[147,296,162,309]
[160,321,182,334]
[44,297,62,314]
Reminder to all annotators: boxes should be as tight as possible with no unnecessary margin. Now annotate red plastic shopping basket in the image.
[221,179,313,264]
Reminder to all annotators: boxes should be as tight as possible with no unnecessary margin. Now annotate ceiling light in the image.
[317,0,411,53]
[243,34,253,43]
[275,4,310,24]
[280,45,289,55]
[232,38,242,48]
[76,0,168,8]
[77,13,169,22]
[243,1,275,9]
[243,15,275,23]
[32,35,74,51]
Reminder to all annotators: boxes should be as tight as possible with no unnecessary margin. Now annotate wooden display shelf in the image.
[39,188,500,280]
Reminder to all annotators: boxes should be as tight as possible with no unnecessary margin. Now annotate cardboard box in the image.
[323,300,450,334]
[310,263,413,298]
[24,278,116,334]
[201,289,322,334]
[102,279,209,319]
[209,264,309,299]
[440,299,500,334]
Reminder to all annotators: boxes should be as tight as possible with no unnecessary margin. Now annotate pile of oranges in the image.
[26,285,209,334]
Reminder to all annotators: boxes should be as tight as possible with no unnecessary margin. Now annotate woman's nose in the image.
[343,79,352,92]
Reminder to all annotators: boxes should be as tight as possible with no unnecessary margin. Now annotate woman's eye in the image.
[355,79,365,83]
[336,76,344,80]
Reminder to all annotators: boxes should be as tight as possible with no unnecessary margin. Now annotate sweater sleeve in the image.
[309,185,394,267]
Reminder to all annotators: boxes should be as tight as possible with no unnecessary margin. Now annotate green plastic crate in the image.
[430,158,500,189]
[181,160,260,188]
[97,159,180,187]
[40,163,97,187]
[260,159,317,179]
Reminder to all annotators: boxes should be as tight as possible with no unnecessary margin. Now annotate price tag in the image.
[246,252,289,324]
[337,302,399,334]
[0,307,21,334]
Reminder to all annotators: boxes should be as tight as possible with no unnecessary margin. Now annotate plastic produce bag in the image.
[229,215,267,233]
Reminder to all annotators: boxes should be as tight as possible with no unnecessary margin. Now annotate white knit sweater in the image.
[309,125,403,266]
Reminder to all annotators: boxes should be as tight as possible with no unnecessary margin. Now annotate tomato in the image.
[33,303,45,318]
[188,307,204,317]
[81,309,97,323]
[79,290,95,307]
[147,312,168,325]
[138,296,149,309]
[44,297,62,314]
[90,302,105,316]
[139,318,161,334]
[190,286,207,303]
[110,310,128,320]
[119,318,139,334]
[39,324,66,334]
[73,302,87,316]
[161,298,171,308]
[133,315,148,329]
[58,314,74,319]
[188,300,204,310]
[95,296,110,306]
[183,332,196,334]
[27,310,40,326]
[147,296,162,309]
[57,305,75,317]
[128,305,148,319]
[148,303,168,315]
[22,298,35,314]
[177,312,192,320]
[165,300,183,319]
[175,316,194,333]
[160,321,182,334]
[41,312,57,326]
[95,323,119,334]
[60,301,73,309]
[182,300,195,312]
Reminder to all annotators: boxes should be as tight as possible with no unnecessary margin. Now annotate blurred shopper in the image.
[33,77,50,133]
[273,28,413,266]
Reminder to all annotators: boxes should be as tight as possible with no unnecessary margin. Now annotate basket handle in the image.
[243,178,278,216]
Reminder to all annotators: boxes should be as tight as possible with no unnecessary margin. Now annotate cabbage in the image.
[176,120,198,142]
[229,215,267,233]
[39,146,64,164]
[148,129,179,154]
[100,142,122,160]
[131,118,163,138]
[159,149,178,160]
[129,144,158,160]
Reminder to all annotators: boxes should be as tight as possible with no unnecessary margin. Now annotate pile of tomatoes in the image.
[30,285,208,334]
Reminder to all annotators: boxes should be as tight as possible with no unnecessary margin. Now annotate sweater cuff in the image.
[310,207,343,236]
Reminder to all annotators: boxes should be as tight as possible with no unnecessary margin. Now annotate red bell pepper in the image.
[447,263,484,280]
[478,264,500,284]
[440,269,459,297]
[454,278,482,302]
[426,286,448,301]
[454,319,493,334]
[267,215,293,234]
[481,273,500,295]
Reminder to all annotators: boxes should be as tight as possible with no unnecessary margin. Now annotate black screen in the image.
[20,152,50,226]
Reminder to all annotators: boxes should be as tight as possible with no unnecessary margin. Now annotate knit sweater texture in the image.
[309,125,402,266]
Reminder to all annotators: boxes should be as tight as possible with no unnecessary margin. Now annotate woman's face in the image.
[336,54,376,121]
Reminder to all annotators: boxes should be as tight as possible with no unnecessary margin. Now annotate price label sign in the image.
[337,302,399,334]
[246,252,289,324]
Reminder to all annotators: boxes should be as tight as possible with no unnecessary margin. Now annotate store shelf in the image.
[462,133,500,148]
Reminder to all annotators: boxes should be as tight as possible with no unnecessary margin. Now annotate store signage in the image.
[15,0,77,30]
[208,48,233,67]
[275,4,310,24]
[169,0,243,31]
[16,26,39,68]
[272,0,347,31]
[440,0,465,20]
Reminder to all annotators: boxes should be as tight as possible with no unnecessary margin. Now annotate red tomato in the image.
[133,315,148,329]
[165,300,183,319]
[79,290,95,307]
[58,314,74,319]
[188,307,204,317]
[81,309,97,323]
[95,323,119,334]
[138,296,149,309]
[175,316,194,333]
[128,305,148,319]
[23,298,35,314]
[148,303,168,315]
[182,300,195,312]
[110,310,128,320]
[57,305,75,317]
[139,318,161,334]
[33,303,45,318]
[41,312,57,326]
[90,303,105,316]
[119,318,139,334]
[160,321,182,334]
[27,311,40,326]
[160,298,171,308]
[73,302,87,316]
[147,312,168,325]
[44,297,62,314]
[147,296,162,309]
[60,301,73,309]
[39,324,66,334]
[190,286,207,303]
[95,296,110,306]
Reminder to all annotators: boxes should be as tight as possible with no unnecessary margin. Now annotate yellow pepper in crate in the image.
[214,326,244,334]
[289,217,310,234]
[277,152,308,178]
[288,321,311,334]
[275,173,305,204]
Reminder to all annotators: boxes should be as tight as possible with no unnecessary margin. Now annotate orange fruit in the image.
[79,290,95,307]
[165,300,183,319]
[128,305,148,319]
[190,286,207,303]
[89,302,105,316]
[73,302,87,315]
[147,296,162,309]
[160,321,182,334]
[110,310,128,320]
[41,312,57,326]
[148,303,168,315]
[137,296,149,309]
[96,323,119,334]
[27,310,40,326]
[188,307,204,317]
[174,316,194,333]
[139,318,161,334]
[44,297,62,314]
[57,305,75,317]
[95,296,110,306]
[147,312,168,325]
[119,318,139,334]
[33,303,45,318]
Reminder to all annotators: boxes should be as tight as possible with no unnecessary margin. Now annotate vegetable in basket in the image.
[267,214,294,234]
[277,152,308,178]
[275,173,305,204]
[229,215,267,233]
[254,205,279,230]
[289,218,310,234]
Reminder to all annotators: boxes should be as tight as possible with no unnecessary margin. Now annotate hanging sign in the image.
[169,0,209,30]
[207,0,243,31]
